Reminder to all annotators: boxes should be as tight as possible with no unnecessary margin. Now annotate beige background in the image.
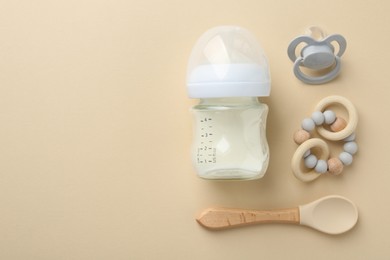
[1,0,390,259]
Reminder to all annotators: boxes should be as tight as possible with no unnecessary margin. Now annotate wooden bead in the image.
[328,157,344,175]
[330,117,347,132]
[293,129,310,145]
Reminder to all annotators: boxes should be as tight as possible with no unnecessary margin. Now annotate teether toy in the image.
[292,96,358,182]
[287,26,347,84]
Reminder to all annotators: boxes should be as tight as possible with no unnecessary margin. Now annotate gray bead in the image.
[339,152,353,166]
[344,141,358,155]
[323,110,336,124]
[343,133,356,142]
[302,118,315,132]
[304,154,318,168]
[311,111,325,125]
[315,160,328,174]
[303,150,311,158]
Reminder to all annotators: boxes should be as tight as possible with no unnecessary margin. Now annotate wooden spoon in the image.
[197,195,358,235]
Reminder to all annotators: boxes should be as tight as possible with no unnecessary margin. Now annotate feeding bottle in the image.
[186,26,271,180]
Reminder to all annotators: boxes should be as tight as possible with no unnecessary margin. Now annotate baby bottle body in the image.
[191,97,269,180]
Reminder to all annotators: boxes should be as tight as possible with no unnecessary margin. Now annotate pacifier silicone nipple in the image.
[287,26,347,84]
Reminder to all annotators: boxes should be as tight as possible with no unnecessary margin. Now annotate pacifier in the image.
[287,26,347,84]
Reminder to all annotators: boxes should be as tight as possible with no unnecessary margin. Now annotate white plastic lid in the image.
[186,26,271,98]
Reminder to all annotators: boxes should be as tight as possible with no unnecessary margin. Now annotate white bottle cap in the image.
[186,26,271,98]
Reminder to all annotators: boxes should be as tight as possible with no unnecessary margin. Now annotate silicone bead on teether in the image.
[328,157,344,175]
[323,110,336,124]
[294,129,310,145]
[330,117,347,132]
[344,141,358,155]
[311,111,325,125]
[339,152,353,166]
[302,118,315,132]
[305,154,318,168]
[344,133,356,142]
[315,160,328,174]
[303,150,311,158]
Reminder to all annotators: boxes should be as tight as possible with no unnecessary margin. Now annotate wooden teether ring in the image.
[314,95,358,141]
[291,138,330,182]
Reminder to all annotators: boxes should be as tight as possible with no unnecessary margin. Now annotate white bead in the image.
[323,110,336,124]
[339,152,353,166]
[304,154,318,168]
[302,118,315,132]
[311,111,325,125]
[303,150,311,158]
[344,141,358,155]
[343,133,356,142]
[315,160,328,174]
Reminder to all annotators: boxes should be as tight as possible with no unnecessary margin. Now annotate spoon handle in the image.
[197,207,300,230]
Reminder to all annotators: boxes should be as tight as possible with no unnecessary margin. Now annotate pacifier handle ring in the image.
[293,56,341,84]
[287,36,316,62]
[324,34,347,57]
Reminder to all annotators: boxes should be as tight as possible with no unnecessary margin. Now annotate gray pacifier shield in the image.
[287,33,347,84]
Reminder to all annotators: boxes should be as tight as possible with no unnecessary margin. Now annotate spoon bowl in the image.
[299,195,358,235]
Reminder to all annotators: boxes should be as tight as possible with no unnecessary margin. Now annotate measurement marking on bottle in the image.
[197,116,216,164]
